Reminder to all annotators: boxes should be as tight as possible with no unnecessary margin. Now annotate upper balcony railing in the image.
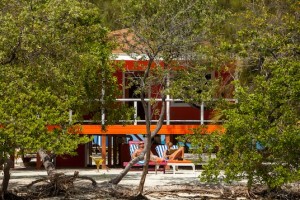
[76,98,237,125]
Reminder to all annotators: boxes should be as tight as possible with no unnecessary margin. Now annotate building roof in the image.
[109,28,134,54]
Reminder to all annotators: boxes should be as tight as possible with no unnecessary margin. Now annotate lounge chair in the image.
[123,141,166,174]
[155,144,195,175]
[155,144,178,158]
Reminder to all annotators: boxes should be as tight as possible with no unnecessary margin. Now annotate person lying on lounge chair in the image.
[132,141,164,164]
[163,142,184,161]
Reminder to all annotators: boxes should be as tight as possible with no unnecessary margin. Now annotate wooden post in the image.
[107,135,112,167]
[165,134,171,144]
[36,153,43,169]
[89,138,92,165]
[101,134,106,169]
[113,136,118,166]
[9,154,15,168]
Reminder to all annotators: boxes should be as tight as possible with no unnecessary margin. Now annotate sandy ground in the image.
[7,167,239,200]
[8,158,203,187]
[4,161,300,199]
[6,161,219,199]
[8,167,202,188]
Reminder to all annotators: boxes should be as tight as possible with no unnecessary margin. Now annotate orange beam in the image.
[81,125,224,135]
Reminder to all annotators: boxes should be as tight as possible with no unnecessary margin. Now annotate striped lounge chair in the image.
[123,141,166,174]
[155,144,195,175]
[155,144,178,159]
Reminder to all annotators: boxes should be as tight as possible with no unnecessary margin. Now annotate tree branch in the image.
[0,29,22,65]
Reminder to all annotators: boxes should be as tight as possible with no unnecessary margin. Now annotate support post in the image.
[101,135,106,169]
[113,136,118,166]
[166,74,170,125]
[165,135,171,144]
[36,153,43,169]
[107,136,112,167]
[201,102,204,125]
[9,154,15,169]
[134,101,137,125]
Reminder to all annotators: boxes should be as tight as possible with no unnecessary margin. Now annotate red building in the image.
[52,29,229,169]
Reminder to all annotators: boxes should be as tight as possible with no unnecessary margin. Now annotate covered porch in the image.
[77,124,224,169]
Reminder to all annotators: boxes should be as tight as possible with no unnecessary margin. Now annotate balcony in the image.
[79,98,236,125]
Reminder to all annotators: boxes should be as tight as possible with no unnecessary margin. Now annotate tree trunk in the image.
[109,57,167,198]
[137,135,151,195]
[0,158,13,199]
[109,150,146,184]
[109,93,166,191]
[38,149,56,176]
[137,59,155,195]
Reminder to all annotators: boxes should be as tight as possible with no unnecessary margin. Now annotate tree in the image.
[88,0,127,30]
[108,0,217,197]
[0,0,125,198]
[189,0,300,193]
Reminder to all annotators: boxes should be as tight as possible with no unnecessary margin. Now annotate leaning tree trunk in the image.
[137,135,151,196]
[109,95,166,194]
[109,149,147,185]
[109,56,167,199]
[137,91,167,195]
[0,158,13,200]
[137,57,156,196]
[38,149,56,176]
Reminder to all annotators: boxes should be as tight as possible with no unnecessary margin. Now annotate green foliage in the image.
[177,127,221,158]
[169,67,218,106]
[203,62,300,190]
[88,0,126,30]
[0,0,125,159]
[194,0,300,191]
[121,0,217,59]
[175,0,299,191]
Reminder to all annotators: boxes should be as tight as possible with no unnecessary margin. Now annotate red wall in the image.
[114,70,123,92]
[170,107,211,120]
[56,144,86,168]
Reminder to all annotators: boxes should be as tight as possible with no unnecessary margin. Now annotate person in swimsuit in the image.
[132,141,163,163]
[163,142,184,161]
